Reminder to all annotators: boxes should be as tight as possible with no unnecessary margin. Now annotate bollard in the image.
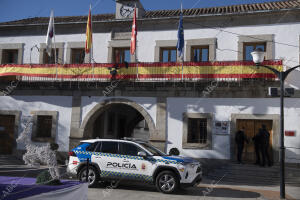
[86,158,89,183]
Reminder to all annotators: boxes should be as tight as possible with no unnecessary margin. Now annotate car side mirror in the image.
[137,151,147,158]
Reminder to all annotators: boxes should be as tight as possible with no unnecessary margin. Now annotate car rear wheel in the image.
[155,170,179,194]
[78,166,99,188]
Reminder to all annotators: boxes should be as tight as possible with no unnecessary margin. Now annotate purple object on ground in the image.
[0,176,82,200]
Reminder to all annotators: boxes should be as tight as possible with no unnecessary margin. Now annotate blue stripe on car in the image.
[162,156,195,164]
[72,143,92,162]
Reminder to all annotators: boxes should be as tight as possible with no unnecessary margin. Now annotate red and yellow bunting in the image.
[0,60,282,80]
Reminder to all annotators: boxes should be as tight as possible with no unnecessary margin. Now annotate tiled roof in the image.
[145,0,300,18]
[1,0,300,25]
[0,14,115,25]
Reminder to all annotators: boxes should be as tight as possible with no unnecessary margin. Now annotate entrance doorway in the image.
[236,119,273,163]
[90,104,150,140]
[0,115,15,154]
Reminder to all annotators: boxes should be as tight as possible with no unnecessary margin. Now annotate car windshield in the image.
[139,143,166,156]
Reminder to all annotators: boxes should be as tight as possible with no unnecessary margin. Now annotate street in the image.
[0,155,299,200]
[87,181,300,200]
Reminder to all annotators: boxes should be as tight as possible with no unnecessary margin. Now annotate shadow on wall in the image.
[102,96,156,110]
[3,96,73,109]
[56,119,69,151]
[167,97,300,124]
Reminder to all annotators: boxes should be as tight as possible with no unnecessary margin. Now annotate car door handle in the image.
[123,159,129,162]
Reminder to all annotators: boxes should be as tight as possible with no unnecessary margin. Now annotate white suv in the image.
[67,138,202,194]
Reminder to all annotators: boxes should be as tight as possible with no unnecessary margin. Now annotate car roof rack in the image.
[122,137,148,143]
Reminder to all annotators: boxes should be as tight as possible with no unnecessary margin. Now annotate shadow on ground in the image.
[96,182,261,199]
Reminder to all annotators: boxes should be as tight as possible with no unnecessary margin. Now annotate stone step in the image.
[207,172,280,181]
[208,170,278,178]
[0,156,24,165]
[203,162,300,187]
[200,159,300,186]
[205,169,300,186]
[204,175,300,186]
[205,172,300,182]
[219,164,277,170]
[210,163,300,175]
[208,168,299,178]
[202,165,300,178]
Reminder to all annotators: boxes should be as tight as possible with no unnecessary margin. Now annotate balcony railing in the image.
[0,60,282,82]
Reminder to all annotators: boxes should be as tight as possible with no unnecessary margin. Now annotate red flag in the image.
[130,7,137,55]
[85,5,92,54]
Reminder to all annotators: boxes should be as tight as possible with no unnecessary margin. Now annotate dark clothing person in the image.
[252,131,262,165]
[235,129,248,164]
[258,126,272,167]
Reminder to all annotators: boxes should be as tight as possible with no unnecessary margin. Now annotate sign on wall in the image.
[285,130,296,137]
[214,121,230,135]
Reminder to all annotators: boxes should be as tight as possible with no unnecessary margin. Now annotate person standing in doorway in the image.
[252,129,262,165]
[235,127,248,164]
[259,124,272,167]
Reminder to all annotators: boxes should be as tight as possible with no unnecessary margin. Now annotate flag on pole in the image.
[46,10,55,57]
[176,7,184,59]
[130,7,137,55]
[85,5,93,54]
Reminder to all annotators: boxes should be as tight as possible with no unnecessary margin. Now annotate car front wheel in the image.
[155,170,179,194]
[78,166,99,188]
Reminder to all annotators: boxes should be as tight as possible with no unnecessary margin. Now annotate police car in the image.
[67,138,202,194]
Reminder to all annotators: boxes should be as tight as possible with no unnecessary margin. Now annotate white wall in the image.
[81,96,157,127]
[0,33,110,64]
[1,19,300,160]
[0,22,299,65]
[0,96,72,152]
[167,98,300,163]
[1,22,299,85]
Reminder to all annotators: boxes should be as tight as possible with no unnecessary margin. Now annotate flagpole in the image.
[181,2,184,81]
[90,4,95,80]
[130,5,138,80]
[179,2,184,81]
[135,5,138,80]
[52,9,58,80]
[182,52,184,81]
[136,46,139,80]
[85,4,94,81]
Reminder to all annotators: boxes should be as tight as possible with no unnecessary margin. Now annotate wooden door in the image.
[236,119,255,162]
[0,115,15,154]
[253,120,273,162]
[236,119,273,163]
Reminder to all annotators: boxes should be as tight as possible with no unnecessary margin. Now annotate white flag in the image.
[46,10,55,56]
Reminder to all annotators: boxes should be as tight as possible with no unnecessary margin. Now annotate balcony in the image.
[0,60,282,83]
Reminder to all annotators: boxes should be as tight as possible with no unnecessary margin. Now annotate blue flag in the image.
[177,12,184,58]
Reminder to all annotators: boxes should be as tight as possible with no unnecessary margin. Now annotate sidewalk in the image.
[87,179,300,200]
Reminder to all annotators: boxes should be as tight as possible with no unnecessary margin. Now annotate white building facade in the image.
[0,0,300,163]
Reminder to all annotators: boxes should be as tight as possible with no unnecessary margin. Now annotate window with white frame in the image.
[238,34,274,61]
